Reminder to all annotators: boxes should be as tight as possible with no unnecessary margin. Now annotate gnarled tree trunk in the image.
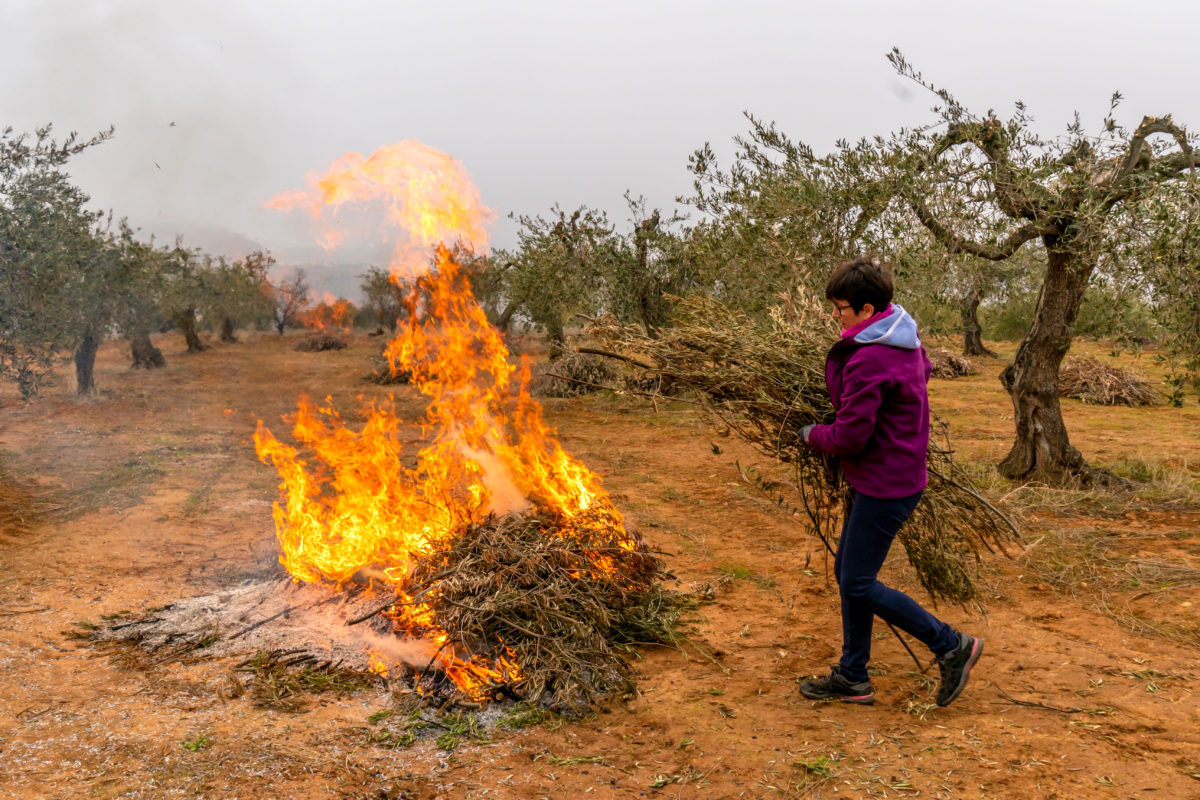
[74,328,100,395]
[960,285,995,357]
[997,241,1101,485]
[177,307,207,352]
[219,316,237,342]
[130,330,165,369]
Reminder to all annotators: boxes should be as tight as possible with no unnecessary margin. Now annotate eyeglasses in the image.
[831,302,853,315]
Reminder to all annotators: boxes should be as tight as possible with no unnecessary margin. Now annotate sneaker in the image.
[799,666,875,705]
[934,633,983,707]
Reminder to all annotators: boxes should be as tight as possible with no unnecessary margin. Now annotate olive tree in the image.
[0,125,111,398]
[685,115,892,314]
[359,265,408,333]
[890,51,1198,485]
[598,193,698,337]
[496,207,612,358]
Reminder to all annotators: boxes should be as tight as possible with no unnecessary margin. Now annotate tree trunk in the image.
[130,330,165,369]
[220,316,238,342]
[546,318,567,361]
[997,242,1105,486]
[74,328,100,395]
[178,307,207,352]
[960,285,994,357]
[494,301,518,333]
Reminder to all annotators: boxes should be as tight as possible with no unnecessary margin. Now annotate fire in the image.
[255,142,630,696]
[299,291,355,332]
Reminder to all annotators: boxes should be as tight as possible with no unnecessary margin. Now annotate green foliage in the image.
[601,193,699,335]
[684,115,875,313]
[358,264,408,332]
[181,734,210,752]
[491,206,614,354]
[0,125,111,396]
[210,250,276,336]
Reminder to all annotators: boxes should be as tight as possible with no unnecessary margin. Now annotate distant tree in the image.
[358,265,408,332]
[213,249,275,341]
[499,207,612,358]
[158,246,218,353]
[890,50,1199,484]
[269,268,311,335]
[600,193,698,337]
[113,233,172,370]
[0,125,112,398]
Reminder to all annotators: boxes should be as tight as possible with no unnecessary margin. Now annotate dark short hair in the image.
[824,255,894,313]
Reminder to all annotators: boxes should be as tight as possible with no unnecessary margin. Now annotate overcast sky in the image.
[4,0,1198,296]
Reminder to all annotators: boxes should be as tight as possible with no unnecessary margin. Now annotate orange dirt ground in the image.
[1,331,1198,799]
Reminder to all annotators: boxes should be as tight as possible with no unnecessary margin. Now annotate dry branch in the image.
[928,347,979,379]
[591,291,1018,606]
[1058,356,1160,406]
[405,508,685,713]
[295,332,349,352]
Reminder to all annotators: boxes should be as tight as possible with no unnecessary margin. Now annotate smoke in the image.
[2,1,316,269]
[458,440,532,517]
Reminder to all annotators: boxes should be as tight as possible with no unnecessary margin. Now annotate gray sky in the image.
[4,0,1198,296]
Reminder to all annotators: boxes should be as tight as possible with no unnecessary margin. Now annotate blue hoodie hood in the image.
[852,304,921,350]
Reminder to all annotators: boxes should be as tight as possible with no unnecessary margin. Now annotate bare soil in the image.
[1,331,1199,799]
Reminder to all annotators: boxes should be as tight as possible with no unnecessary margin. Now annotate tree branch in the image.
[1106,115,1194,191]
[909,195,1047,260]
[932,120,1047,220]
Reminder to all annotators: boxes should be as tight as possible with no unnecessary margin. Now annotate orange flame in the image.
[265,140,493,266]
[299,292,355,332]
[256,142,629,696]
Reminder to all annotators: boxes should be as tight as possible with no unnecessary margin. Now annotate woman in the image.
[798,255,982,707]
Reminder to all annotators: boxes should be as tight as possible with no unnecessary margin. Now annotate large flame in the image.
[255,142,629,694]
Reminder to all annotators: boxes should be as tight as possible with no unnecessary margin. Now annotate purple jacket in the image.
[807,304,931,499]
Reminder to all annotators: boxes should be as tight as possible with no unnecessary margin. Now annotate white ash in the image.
[101,578,433,672]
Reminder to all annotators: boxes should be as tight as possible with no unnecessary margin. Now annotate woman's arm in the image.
[806,357,888,456]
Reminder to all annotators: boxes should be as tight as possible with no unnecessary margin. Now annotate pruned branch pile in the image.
[295,332,348,352]
[1058,356,1160,406]
[530,352,617,397]
[928,347,979,379]
[407,508,683,713]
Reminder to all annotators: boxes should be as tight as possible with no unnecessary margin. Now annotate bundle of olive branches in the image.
[591,291,1017,606]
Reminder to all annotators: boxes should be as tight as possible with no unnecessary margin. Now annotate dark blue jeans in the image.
[834,489,959,683]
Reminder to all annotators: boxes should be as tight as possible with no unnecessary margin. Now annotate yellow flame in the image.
[256,141,629,696]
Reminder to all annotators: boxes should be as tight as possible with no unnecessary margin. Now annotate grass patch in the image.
[962,456,1200,518]
[359,708,489,752]
[1019,525,1200,649]
[495,701,553,730]
[715,562,776,589]
[180,487,214,518]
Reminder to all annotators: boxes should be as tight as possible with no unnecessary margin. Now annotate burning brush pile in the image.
[252,249,682,711]
[295,294,355,351]
[593,292,1018,606]
[101,141,682,715]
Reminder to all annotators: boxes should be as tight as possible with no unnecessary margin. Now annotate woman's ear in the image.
[860,302,875,318]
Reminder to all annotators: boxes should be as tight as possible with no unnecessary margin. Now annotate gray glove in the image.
[800,424,816,444]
